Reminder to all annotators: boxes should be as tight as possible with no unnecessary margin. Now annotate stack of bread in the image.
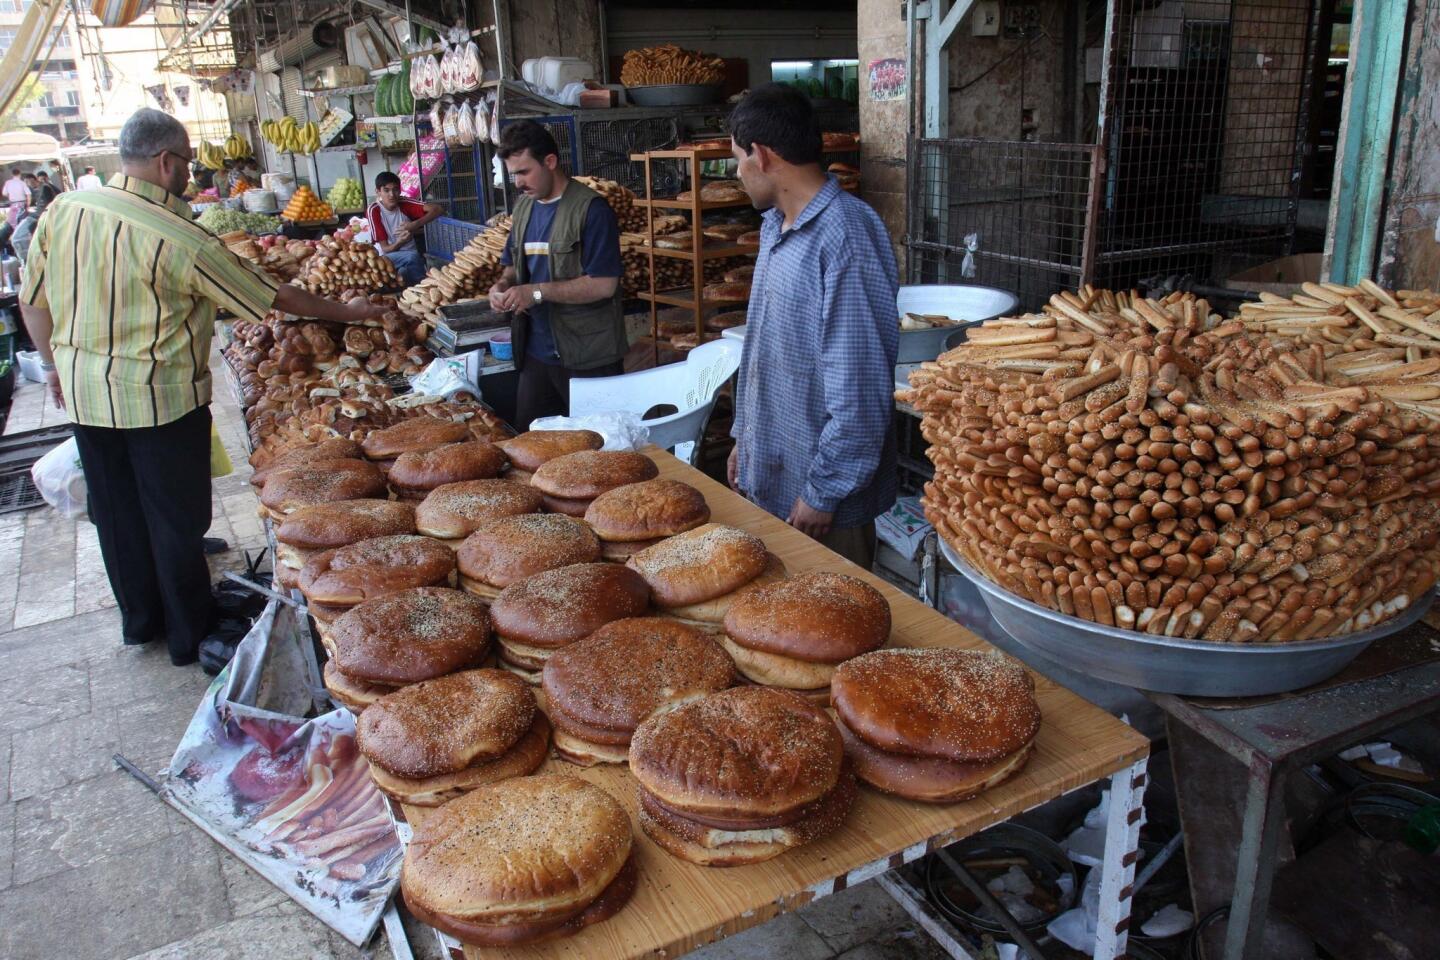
[357,669,551,805]
[584,478,711,561]
[399,775,635,944]
[359,416,472,475]
[414,479,544,549]
[456,513,600,601]
[721,572,891,703]
[273,498,416,590]
[299,534,456,626]
[529,450,659,516]
[542,617,734,765]
[297,234,401,295]
[626,523,787,630]
[497,429,603,483]
[629,686,855,866]
[487,563,651,683]
[256,458,387,521]
[396,215,512,324]
[323,586,492,712]
[388,440,509,500]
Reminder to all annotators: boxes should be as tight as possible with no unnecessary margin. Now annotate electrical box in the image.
[972,1,1000,36]
[1003,3,1041,40]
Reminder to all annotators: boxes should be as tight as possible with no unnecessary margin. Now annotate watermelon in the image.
[397,62,413,113]
[378,73,395,116]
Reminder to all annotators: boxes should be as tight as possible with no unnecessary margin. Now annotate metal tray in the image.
[626,84,723,107]
[936,536,1434,696]
[896,284,1019,363]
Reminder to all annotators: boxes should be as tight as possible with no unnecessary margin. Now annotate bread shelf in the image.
[637,242,757,261]
[638,289,748,310]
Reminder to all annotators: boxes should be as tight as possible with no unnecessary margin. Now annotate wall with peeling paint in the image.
[1378,0,1440,291]
[857,0,910,269]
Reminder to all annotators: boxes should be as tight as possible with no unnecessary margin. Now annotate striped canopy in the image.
[90,0,156,27]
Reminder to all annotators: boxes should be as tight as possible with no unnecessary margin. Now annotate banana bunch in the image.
[260,117,321,155]
[197,141,227,171]
[224,133,252,160]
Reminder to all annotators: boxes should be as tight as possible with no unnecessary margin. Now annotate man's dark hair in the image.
[84,166,95,174]
[36,171,48,180]
[374,171,401,190]
[496,120,559,164]
[728,83,822,167]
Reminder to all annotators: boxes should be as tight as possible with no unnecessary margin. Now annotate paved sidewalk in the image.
[0,366,952,960]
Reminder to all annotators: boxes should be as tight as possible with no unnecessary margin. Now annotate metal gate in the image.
[909,0,1326,308]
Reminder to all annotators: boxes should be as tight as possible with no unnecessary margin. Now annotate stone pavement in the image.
[0,367,954,960]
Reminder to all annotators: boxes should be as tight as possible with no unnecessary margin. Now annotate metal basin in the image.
[937,536,1434,697]
[897,284,1018,363]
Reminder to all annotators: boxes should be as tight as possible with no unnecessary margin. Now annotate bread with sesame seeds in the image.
[323,659,398,713]
[299,534,456,607]
[497,429,604,472]
[659,551,787,624]
[360,416,471,460]
[388,441,510,499]
[365,712,552,806]
[584,479,711,542]
[829,648,1040,802]
[723,572,891,663]
[249,437,363,487]
[415,480,544,544]
[530,450,659,500]
[539,493,593,517]
[541,617,735,765]
[455,514,601,598]
[400,775,636,942]
[274,499,416,570]
[329,587,491,686]
[257,459,388,519]
[627,523,771,607]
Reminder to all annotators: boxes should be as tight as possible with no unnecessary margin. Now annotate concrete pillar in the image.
[857,0,911,272]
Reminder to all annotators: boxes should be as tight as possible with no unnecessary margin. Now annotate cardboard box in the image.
[1225,253,1323,297]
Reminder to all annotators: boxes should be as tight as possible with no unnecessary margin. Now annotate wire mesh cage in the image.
[577,115,681,193]
[909,139,1095,310]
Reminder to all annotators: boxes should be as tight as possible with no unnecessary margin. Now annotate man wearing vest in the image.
[488,120,626,429]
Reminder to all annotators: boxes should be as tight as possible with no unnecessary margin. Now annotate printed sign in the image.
[868,58,906,101]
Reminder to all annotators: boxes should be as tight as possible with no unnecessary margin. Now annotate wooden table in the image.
[396,450,1151,960]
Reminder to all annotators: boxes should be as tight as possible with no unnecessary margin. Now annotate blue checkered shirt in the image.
[731,176,899,529]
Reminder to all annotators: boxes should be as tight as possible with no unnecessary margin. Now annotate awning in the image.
[0,0,68,122]
[0,130,64,164]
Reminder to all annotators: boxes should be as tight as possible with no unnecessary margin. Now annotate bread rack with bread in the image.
[238,409,1148,958]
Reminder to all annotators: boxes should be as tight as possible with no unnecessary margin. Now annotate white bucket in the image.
[243,189,278,213]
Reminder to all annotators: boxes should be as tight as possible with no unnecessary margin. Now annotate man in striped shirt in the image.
[18,109,387,666]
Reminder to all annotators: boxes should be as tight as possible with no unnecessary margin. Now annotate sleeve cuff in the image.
[801,483,841,514]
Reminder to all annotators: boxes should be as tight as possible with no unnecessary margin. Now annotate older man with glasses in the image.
[18,109,388,667]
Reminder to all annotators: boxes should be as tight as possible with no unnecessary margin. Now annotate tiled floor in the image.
[0,361,952,959]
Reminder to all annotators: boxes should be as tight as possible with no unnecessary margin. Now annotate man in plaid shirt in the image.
[726,84,899,570]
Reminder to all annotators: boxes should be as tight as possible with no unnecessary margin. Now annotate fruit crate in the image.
[424,216,483,263]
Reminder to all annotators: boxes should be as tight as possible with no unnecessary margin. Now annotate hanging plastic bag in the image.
[31,438,88,519]
[440,46,456,94]
[442,104,461,146]
[456,101,476,146]
[961,232,980,279]
[424,54,443,99]
[459,41,483,92]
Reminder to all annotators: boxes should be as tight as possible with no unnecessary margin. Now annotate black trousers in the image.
[514,356,624,431]
[72,405,216,665]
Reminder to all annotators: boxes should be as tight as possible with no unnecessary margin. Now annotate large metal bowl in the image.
[626,83,723,106]
[937,536,1434,696]
[896,284,1018,362]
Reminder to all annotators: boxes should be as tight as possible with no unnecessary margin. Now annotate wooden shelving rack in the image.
[631,145,759,365]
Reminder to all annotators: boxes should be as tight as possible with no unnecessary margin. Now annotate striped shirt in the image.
[731,176,899,528]
[20,173,281,429]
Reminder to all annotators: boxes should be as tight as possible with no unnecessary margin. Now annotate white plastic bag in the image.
[31,437,87,519]
[408,356,482,401]
[529,413,650,451]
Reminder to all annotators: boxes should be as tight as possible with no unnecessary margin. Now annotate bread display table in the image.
[394,449,1151,960]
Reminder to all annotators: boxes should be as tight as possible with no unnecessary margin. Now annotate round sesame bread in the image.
[836,715,1035,803]
[258,459,387,517]
[249,437,363,487]
[400,775,634,928]
[366,712,552,807]
[498,430,604,472]
[661,552,786,624]
[323,660,397,713]
[629,686,843,819]
[539,493,594,517]
[599,536,667,562]
[330,587,492,686]
[542,617,734,746]
[361,416,471,460]
[830,648,1041,763]
[549,723,633,766]
[456,514,600,590]
[531,450,659,500]
[723,572,890,664]
[637,766,855,867]
[356,669,537,780]
[626,524,770,607]
[390,441,510,495]
[489,564,651,649]
[275,499,416,557]
[415,480,545,541]
[718,633,837,689]
[299,535,456,607]
[584,479,711,542]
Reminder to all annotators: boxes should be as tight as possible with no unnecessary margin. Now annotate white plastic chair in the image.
[569,338,743,464]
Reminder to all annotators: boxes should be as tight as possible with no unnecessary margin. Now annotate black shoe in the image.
[203,536,230,555]
[122,635,153,647]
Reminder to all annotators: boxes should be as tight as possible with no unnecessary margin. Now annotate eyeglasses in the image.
[153,149,194,166]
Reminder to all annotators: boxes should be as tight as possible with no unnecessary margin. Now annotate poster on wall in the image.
[868,58,906,101]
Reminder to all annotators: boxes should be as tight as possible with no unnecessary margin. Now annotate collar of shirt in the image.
[107,172,193,220]
[761,175,843,244]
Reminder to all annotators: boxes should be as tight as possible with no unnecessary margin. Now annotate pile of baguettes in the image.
[901,281,1440,644]
[248,426,1042,948]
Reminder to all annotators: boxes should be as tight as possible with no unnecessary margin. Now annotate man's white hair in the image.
[119,109,190,163]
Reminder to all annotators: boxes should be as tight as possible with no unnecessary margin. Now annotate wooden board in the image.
[402,449,1150,960]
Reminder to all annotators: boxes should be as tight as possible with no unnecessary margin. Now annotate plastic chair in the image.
[569,338,743,464]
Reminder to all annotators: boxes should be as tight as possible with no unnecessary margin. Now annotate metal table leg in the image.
[1094,757,1149,960]
[1222,757,1290,960]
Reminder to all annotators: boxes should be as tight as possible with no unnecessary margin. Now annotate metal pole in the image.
[934,848,1052,960]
